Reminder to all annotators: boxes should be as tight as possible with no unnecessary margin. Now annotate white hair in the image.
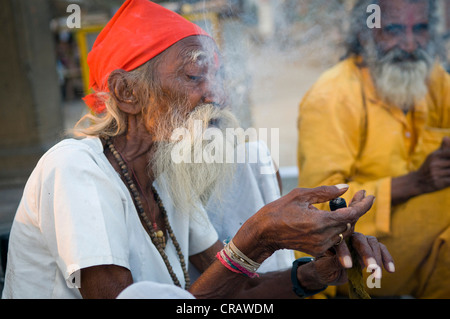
[363,34,434,110]
[152,103,240,217]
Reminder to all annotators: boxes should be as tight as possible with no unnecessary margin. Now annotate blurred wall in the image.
[0,0,62,186]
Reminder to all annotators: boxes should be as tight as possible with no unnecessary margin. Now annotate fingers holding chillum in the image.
[292,184,349,205]
[319,194,366,250]
[332,222,354,269]
[285,187,371,256]
[372,238,395,273]
[348,189,367,206]
[335,222,352,245]
[349,233,395,277]
[327,194,375,228]
[347,193,375,221]
[334,240,353,269]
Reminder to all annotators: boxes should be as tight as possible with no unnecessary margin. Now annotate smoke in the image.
[195,0,352,167]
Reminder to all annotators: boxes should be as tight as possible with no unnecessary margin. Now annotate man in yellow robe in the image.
[297,0,450,298]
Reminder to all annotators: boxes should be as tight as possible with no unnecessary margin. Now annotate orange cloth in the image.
[84,0,210,113]
[297,56,450,298]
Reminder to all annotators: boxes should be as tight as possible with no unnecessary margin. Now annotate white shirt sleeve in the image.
[37,141,130,284]
[188,205,219,256]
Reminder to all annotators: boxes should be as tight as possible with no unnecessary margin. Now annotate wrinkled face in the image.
[362,0,434,110]
[157,35,226,114]
[142,35,229,141]
[373,0,430,58]
[148,37,240,215]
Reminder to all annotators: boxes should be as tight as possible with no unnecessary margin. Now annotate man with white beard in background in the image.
[297,0,450,298]
[3,0,396,299]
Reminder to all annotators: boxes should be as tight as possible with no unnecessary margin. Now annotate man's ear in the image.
[108,69,141,114]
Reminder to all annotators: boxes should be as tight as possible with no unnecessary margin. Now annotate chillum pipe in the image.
[329,197,371,299]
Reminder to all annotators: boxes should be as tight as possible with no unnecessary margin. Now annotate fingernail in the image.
[388,262,395,272]
[367,257,376,267]
[374,266,382,279]
[343,256,353,268]
[335,184,349,190]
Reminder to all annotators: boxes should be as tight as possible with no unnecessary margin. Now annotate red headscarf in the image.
[83,0,211,113]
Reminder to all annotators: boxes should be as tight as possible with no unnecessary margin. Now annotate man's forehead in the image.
[156,36,220,75]
[379,0,429,24]
[172,36,217,64]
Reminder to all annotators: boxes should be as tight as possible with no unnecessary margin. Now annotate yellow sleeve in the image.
[297,72,391,237]
[427,63,450,128]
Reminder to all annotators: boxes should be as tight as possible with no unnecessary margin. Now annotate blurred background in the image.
[1,0,449,290]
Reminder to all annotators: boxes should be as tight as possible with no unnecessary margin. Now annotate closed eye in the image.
[187,75,203,82]
[383,24,405,36]
[413,23,428,34]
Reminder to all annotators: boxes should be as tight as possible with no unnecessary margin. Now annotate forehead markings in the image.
[380,1,429,26]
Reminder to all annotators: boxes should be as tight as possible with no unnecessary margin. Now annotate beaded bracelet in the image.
[227,240,261,272]
[216,239,261,278]
[216,250,243,275]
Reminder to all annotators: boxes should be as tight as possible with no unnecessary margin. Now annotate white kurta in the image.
[189,141,294,281]
[2,137,218,298]
[120,141,295,298]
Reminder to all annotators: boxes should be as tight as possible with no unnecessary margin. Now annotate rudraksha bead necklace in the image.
[104,137,190,289]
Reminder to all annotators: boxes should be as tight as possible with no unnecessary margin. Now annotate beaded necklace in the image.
[104,137,190,289]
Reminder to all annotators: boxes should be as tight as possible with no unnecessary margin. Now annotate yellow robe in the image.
[296,56,450,298]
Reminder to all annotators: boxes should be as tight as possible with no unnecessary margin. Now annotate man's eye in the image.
[413,23,428,34]
[384,25,404,36]
[187,75,203,81]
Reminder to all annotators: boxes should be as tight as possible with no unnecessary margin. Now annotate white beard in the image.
[364,40,434,111]
[151,103,240,216]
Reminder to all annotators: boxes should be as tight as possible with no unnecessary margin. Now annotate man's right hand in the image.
[232,185,375,264]
[392,136,450,205]
[414,136,450,194]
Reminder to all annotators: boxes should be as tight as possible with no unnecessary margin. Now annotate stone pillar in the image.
[0,0,63,186]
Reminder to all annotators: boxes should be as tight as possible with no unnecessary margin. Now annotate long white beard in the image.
[151,103,240,216]
[365,41,433,111]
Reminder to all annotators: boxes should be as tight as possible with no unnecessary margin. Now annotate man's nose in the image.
[401,29,418,53]
[202,78,227,108]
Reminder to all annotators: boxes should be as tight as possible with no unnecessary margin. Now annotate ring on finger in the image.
[345,223,351,232]
[335,233,344,246]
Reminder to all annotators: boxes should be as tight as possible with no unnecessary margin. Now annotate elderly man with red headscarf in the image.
[2,0,394,299]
